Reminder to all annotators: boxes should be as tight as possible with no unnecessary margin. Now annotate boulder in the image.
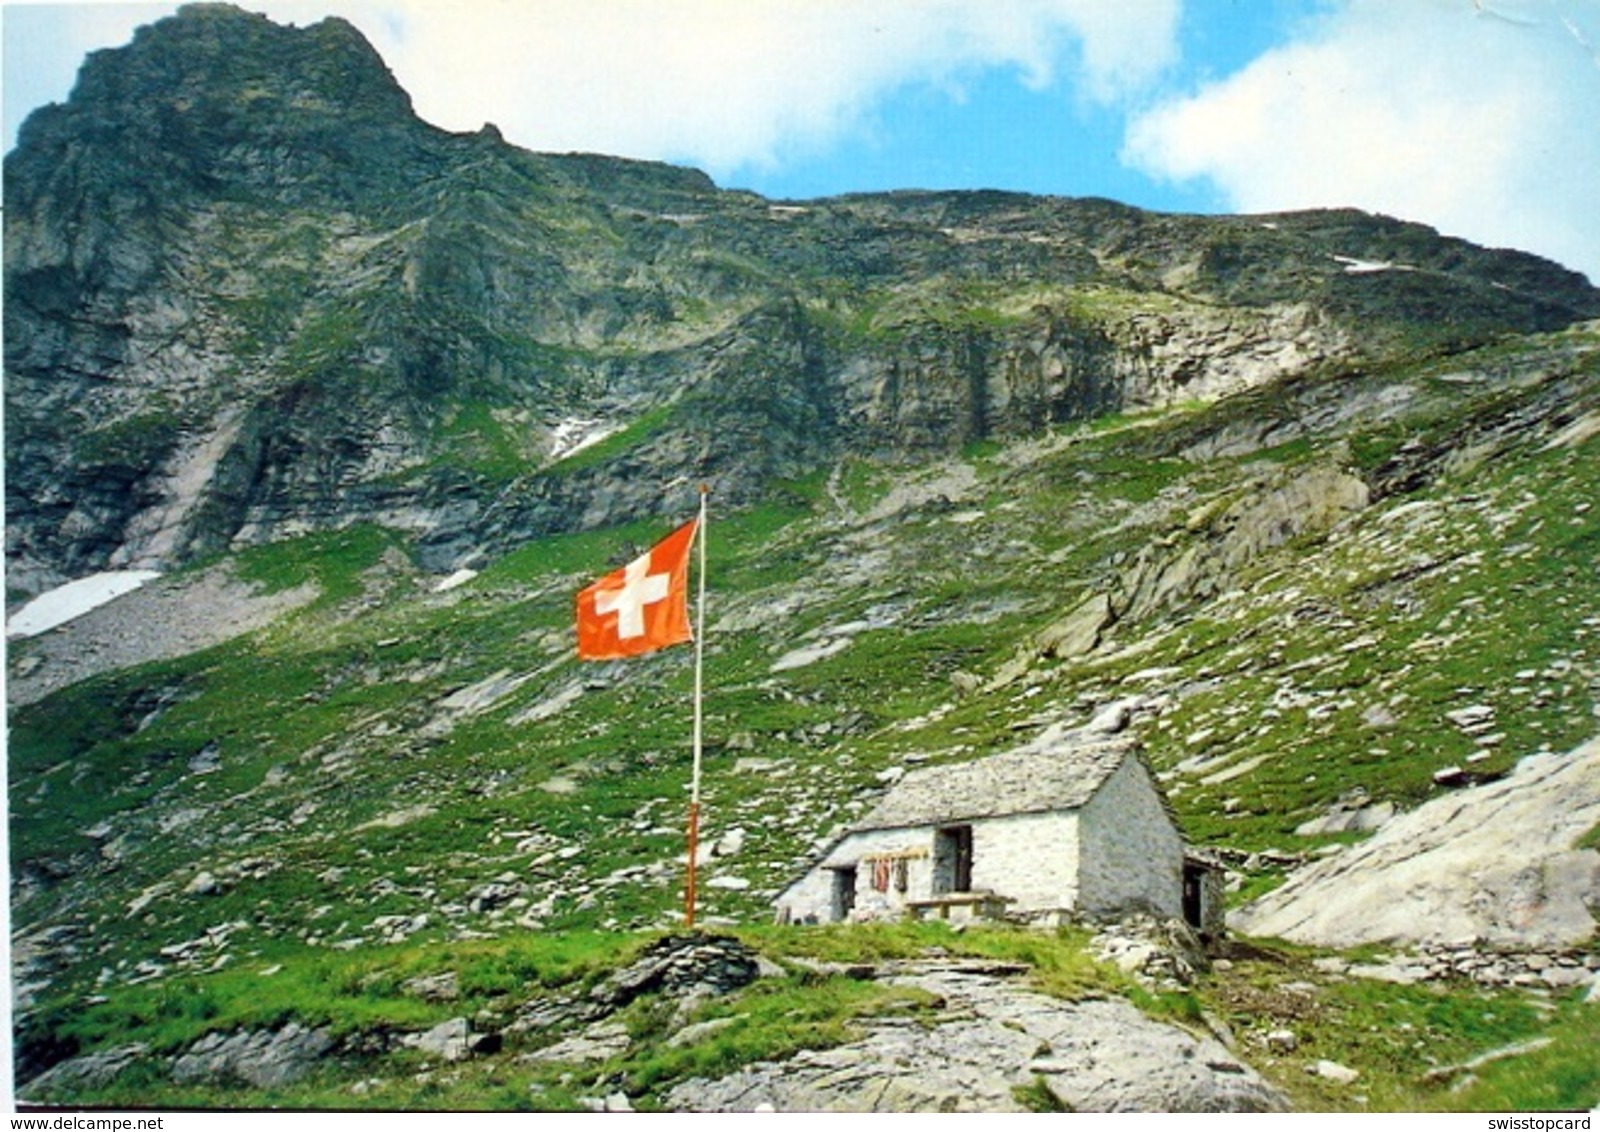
[1036,592,1115,659]
[402,1017,500,1061]
[1232,737,1600,948]
[1310,1060,1361,1085]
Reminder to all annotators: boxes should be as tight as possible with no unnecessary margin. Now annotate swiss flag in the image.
[576,519,698,660]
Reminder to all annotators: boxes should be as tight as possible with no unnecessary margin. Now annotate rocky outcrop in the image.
[665,961,1287,1113]
[990,462,1371,688]
[1232,737,1600,949]
[1117,464,1371,621]
[170,1022,335,1089]
[18,1045,150,1099]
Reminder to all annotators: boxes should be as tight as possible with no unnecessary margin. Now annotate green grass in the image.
[436,402,535,479]
[232,523,404,602]
[10,323,1600,1111]
[19,922,1136,1109]
[34,911,1596,1113]
[1192,940,1600,1113]
[1432,996,1600,1113]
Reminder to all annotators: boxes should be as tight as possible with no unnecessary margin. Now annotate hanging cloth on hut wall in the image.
[864,856,913,894]
[872,857,892,892]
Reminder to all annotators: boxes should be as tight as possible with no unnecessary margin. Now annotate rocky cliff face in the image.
[8,4,1599,593]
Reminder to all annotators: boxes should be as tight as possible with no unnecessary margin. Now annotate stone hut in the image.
[776,725,1218,931]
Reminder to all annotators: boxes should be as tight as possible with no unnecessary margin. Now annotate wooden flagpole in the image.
[685,484,709,929]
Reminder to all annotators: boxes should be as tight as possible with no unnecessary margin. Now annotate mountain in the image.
[7,4,1598,595]
[6,4,1600,1114]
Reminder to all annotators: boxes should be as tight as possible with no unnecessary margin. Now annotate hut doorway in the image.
[831,866,858,920]
[932,825,973,894]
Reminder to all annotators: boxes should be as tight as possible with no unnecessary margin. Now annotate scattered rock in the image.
[668,1016,741,1049]
[523,1020,630,1065]
[770,637,851,672]
[1360,703,1399,729]
[579,1091,635,1113]
[436,669,534,715]
[1310,1059,1360,1085]
[354,804,436,831]
[1421,1037,1555,1085]
[468,880,523,914]
[1083,696,1142,736]
[1266,1029,1298,1053]
[1294,795,1395,837]
[1445,704,1497,734]
[402,971,460,1002]
[185,870,221,896]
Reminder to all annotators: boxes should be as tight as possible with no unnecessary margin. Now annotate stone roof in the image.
[849,725,1141,833]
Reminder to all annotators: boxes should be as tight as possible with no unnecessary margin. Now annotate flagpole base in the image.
[685,800,701,930]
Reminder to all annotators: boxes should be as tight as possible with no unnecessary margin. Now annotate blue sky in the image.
[4,0,1599,281]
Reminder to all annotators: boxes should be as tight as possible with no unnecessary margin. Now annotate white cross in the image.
[593,554,671,639]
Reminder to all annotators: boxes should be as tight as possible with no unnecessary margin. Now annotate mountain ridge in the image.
[7,3,1598,593]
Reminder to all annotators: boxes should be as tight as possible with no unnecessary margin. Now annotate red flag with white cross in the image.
[575,519,698,660]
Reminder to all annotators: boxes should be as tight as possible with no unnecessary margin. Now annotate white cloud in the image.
[7,1,1181,188]
[354,0,1180,177]
[1124,0,1600,282]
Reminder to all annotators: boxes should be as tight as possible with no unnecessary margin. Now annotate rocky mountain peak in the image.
[8,3,429,221]
[72,3,411,131]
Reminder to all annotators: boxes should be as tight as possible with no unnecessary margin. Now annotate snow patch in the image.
[7,571,163,638]
[433,568,478,592]
[1332,254,1419,275]
[548,417,622,463]
[1332,255,1392,274]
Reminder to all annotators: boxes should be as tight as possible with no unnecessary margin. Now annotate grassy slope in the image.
[8,325,1599,1110]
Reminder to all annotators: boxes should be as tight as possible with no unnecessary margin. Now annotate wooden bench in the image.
[905,892,1012,922]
